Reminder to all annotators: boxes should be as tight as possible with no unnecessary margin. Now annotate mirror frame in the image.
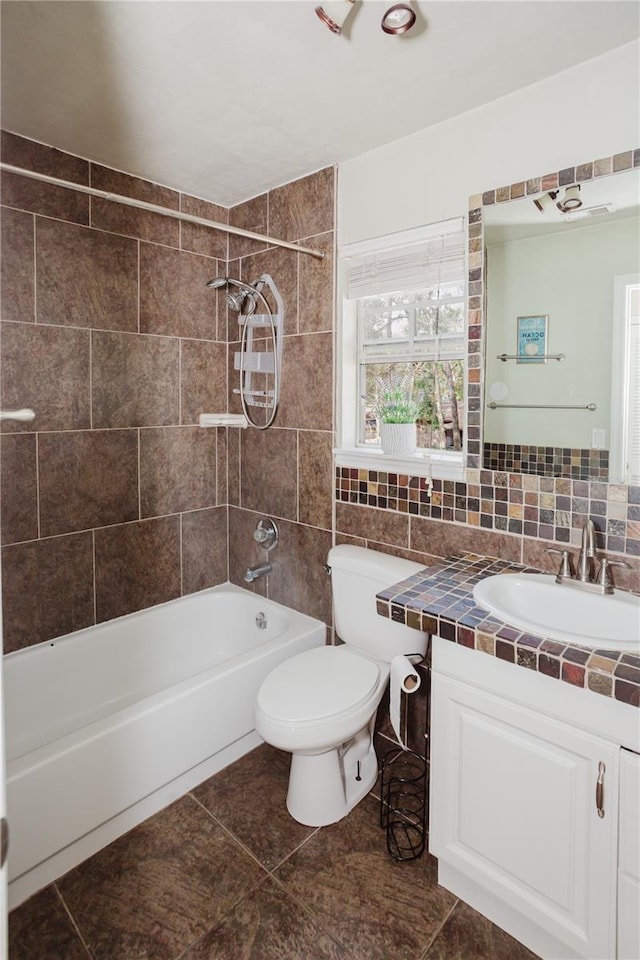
[466,147,639,479]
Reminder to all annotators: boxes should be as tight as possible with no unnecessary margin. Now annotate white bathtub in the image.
[4,583,326,908]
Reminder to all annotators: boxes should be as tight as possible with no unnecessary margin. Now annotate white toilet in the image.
[255,544,428,827]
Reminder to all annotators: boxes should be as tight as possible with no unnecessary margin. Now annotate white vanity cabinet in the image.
[429,637,640,960]
[618,749,640,959]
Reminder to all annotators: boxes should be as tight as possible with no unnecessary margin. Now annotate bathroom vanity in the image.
[377,555,640,960]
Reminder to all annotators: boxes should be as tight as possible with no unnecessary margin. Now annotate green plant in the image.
[377,389,421,424]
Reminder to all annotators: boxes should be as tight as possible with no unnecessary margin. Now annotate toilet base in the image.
[286,727,379,827]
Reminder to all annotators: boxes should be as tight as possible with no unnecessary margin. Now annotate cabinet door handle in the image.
[595,761,606,818]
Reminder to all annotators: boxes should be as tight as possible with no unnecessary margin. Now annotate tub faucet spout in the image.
[244,562,272,583]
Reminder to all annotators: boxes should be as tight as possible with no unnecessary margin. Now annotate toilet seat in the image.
[257,646,380,725]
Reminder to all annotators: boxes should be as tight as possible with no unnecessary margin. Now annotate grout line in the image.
[91,529,97,625]
[418,899,459,960]
[179,512,184,596]
[137,240,141,333]
[137,428,142,520]
[32,214,38,323]
[2,505,220,550]
[35,432,41,539]
[188,793,272,877]
[178,339,183,425]
[89,331,93,430]
[0,315,223,344]
[53,882,95,959]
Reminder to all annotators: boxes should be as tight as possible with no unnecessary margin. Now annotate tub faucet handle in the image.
[254,517,278,550]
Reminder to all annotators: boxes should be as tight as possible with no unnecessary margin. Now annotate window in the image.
[337,219,466,479]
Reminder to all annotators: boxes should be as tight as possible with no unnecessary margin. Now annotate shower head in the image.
[226,289,252,313]
[205,276,260,314]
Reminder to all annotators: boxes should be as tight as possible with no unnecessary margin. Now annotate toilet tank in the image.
[327,545,429,662]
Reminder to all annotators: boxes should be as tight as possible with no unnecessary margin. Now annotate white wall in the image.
[484,215,640,447]
[338,40,640,246]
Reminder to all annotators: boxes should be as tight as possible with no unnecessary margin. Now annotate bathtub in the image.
[4,583,326,908]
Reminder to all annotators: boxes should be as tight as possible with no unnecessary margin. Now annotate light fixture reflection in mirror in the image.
[381,3,417,34]
[315,0,355,35]
[480,164,640,481]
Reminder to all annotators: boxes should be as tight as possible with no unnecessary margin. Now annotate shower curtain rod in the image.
[0,163,325,260]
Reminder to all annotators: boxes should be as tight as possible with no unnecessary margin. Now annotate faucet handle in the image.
[253,517,278,550]
[547,548,575,580]
[596,558,630,593]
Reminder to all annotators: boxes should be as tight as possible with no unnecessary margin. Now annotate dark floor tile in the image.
[275,795,455,960]
[57,794,266,960]
[424,899,540,960]
[9,885,91,960]
[181,877,347,960]
[193,743,316,870]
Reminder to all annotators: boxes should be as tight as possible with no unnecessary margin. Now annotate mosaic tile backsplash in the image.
[483,443,609,482]
[336,467,640,558]
[376,554,640,708]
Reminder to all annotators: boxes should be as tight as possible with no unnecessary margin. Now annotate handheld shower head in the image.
[206,276,260,314]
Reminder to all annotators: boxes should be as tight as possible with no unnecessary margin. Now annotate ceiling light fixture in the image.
[557,184,582,213]
[533,184,583,215]
[533,191,559,214]
[381,3,417,35]
[315,0,356,35]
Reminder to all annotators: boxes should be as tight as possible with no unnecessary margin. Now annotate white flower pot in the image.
[379,421,417,455]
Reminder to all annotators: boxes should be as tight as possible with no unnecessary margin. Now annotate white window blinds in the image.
[344,219,466,300]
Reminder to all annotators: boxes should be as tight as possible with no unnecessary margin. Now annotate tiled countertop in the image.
[376,554,640,708]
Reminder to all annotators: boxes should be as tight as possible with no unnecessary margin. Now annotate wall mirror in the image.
[480,163,639,483]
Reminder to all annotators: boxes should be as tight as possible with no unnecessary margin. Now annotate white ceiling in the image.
[1,1,639,207]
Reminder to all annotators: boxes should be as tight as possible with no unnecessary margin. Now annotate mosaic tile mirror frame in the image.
[468,147,640,482]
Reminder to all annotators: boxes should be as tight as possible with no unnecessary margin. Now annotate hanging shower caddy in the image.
[233,274,284,412]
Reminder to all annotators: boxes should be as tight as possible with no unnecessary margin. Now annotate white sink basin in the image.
[473,574,640,651]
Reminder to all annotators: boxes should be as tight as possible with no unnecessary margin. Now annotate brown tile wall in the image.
[226,169,336,627]
[0,131,230,652]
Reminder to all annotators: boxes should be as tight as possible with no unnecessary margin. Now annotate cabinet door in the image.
[430,673,618,960]
[618,749,640,960]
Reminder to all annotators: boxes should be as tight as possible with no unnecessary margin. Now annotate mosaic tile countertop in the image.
[376,554,640,708]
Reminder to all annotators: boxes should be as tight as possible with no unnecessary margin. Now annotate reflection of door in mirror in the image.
[610,274,640,484]
[482,166,640,479]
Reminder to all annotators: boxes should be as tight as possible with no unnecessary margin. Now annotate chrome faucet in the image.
[548,517,628,595]
[576,517,597,583]
[244,562,272,583]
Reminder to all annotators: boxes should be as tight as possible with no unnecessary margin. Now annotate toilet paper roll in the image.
[389,655,421,749]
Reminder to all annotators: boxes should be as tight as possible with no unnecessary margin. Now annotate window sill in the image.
[334,447,465,481]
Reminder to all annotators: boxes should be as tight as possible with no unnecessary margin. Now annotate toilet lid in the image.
[257,646,380,724]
